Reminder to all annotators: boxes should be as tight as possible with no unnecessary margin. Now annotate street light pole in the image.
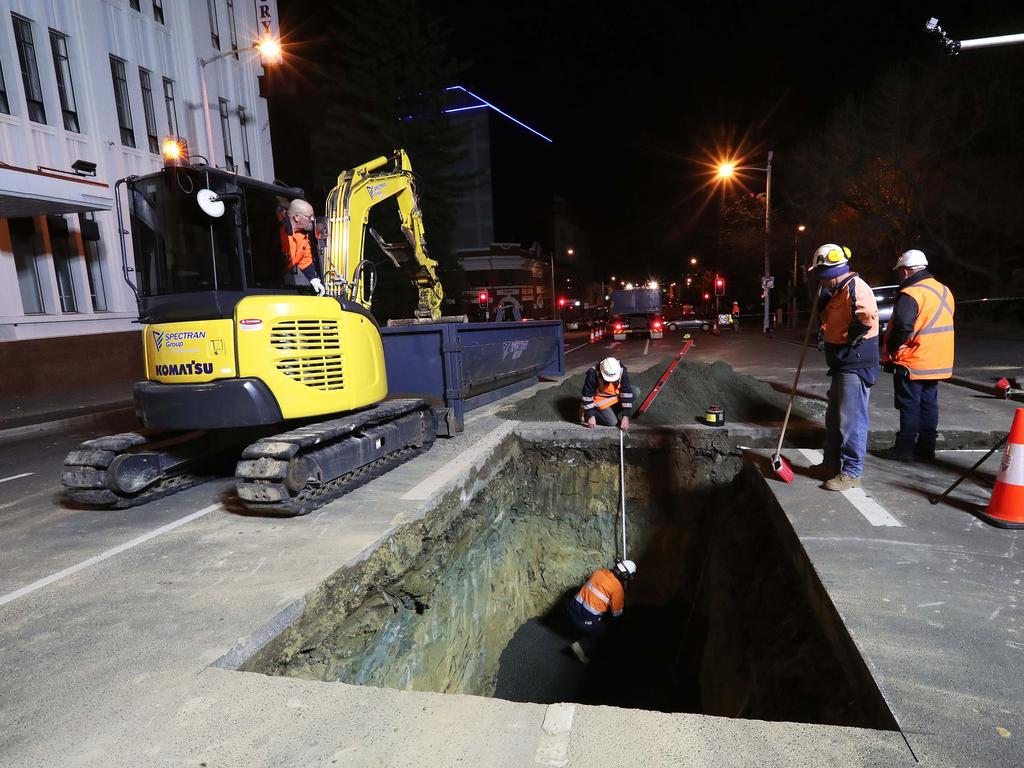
[198,38,282,168]
[549,250,557,320]
[762,150,773,335]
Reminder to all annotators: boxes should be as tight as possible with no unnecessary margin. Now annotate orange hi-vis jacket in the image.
[593,379,621,410]
[279,210,317,279]
[890,277,955,380]
[575,568,624,618]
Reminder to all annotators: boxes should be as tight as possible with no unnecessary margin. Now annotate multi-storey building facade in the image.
[0,0,276,387]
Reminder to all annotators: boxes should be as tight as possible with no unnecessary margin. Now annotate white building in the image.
[0,0,277,350]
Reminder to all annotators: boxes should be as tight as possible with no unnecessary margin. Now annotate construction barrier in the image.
[981,407,1024,529]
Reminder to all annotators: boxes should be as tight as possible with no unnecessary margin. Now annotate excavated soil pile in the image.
[501,357,824,427]
[244,434,894,728]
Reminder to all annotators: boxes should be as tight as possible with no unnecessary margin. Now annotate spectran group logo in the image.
[153,330,164,351]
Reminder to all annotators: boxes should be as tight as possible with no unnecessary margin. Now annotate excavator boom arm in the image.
[324,150,443,319]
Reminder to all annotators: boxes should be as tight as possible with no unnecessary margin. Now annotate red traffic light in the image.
[558,297,567,307]
[703,292,711,301]
[477,290,489,305]
[714,276,725,296]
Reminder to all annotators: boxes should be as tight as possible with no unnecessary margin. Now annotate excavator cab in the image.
[126,166,314,323]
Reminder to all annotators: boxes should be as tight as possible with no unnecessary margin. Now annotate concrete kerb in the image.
[0,404,136,442]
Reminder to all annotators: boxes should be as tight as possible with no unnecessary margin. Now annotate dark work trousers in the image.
[592,385,643,427]
[567,598,608,656]
[894,374,939,456]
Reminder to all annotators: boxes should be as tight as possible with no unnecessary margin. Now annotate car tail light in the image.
[652,320,663,329]
[614,323,623,332]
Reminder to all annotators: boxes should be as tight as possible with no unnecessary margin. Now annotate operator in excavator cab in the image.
[279,198,325,296]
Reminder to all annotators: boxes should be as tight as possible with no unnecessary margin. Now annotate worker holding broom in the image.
[567,558,637,664]
[809,244,879,491]
[581,357,641,431]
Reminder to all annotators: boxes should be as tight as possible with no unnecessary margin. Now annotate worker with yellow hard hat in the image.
[808,244,880,491]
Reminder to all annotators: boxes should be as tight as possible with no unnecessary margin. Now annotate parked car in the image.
[666,314,711,332]
[873,284,899,333]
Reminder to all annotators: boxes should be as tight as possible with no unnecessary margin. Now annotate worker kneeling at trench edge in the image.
[581,357,641,431]
[568,559,637,664]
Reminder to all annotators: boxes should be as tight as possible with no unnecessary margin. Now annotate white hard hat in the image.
[614,559,637,579]
[808,243,851,274]
[599,357,622,382]
[894,249,928,270]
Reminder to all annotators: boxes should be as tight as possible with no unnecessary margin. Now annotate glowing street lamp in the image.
[713,152,775,334]
[690,257,698,266]
[200,35,284,168]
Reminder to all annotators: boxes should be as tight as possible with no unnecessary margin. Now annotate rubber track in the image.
[62,431,213,509]
[237,399,436,517]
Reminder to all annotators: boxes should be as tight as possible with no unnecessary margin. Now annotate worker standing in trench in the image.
[581,357,640,430]
[567,559,637,664]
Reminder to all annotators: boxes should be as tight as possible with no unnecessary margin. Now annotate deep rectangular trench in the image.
[243,431,897,729]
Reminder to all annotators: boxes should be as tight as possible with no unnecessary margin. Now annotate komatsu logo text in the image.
[154,329,207,350]
[155,361,215,376]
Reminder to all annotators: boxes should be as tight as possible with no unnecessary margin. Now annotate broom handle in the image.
[774,290,822,458]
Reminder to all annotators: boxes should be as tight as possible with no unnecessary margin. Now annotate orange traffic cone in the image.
[589,328,596,344]
[981,407,1024,528]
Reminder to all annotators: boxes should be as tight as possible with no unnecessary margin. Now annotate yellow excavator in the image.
[63,150,446,515]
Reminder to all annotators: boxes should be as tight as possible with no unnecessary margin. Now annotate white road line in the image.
[0,472,33,484]
[643,338,650,356]
[565,341,591,355]
[535,703,575,766]
[0,503,221,607]
[401,421,517,501]
[798,449,903,527]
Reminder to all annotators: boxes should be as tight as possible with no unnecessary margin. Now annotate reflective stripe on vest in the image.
[893,278,955,380]
[594,379,621,410]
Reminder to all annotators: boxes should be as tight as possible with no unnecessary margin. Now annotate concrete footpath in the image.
[0,331,1021,767]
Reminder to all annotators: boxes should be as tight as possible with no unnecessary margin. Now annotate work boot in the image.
[874,446,914,463]
[914,445,936,462]
[824,473,861,491]
[569,641,590,665]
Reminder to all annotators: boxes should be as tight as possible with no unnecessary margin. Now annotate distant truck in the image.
[610,287,663,340]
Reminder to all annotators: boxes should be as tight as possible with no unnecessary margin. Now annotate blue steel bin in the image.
[380,320,564,434]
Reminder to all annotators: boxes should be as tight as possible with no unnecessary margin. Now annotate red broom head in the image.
[771,454,796,483]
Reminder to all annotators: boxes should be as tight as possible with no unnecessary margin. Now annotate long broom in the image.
[771,290,822,483]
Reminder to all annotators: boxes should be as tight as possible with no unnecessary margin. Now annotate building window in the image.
[129,0,140,11]
[219,98,234,170]
[139,68,159,153]
[0,57,9,114]
[109,56,135,147]
[49,30,79,132]
[12,14,46,124]
[152,0,164,24]
[48,216,78,313]
[207,0,220,49]
[226,0,238,57]
[238,105,251,175]
[10,218,45,314]
[80,213,107,311]
[162,77,177,136]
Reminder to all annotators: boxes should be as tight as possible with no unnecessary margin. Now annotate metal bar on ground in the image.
[636,336,694,416]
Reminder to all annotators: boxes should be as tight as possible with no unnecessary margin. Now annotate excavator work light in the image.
[162,137,188,166]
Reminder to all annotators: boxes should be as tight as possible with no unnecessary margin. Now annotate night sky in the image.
[275,1,1024,285]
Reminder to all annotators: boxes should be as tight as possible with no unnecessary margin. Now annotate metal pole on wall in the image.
[762,150,773,335]
[198,59,217,167]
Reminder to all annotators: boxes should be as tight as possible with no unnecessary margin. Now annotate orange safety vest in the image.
[821,273,879,345]
[890,277,955,380]
[593,378,621,410]
[279,211,314,272]
[575,568,625,617]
